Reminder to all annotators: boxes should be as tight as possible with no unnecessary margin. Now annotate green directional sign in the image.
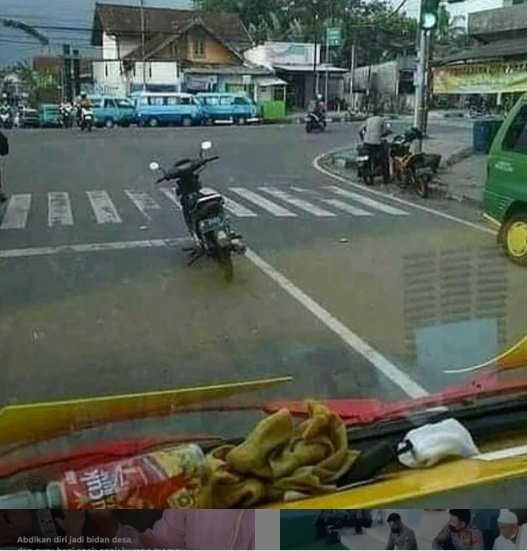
[326,27,342,46]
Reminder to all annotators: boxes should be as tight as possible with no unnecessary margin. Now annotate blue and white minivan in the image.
[131,92,203,127]
[89,96,135,128]
[196,93,259,125]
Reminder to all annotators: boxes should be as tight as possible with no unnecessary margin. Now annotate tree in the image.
[433,5,472,59]
[193,0,417,66]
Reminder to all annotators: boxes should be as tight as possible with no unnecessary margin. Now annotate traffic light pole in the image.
[413,28,430,153]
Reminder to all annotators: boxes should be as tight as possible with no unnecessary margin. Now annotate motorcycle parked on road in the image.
[80,107,94,132]
[0,106,13,129]
[390,127,436,199]
[149,141,246,281]
[305,111,326,133]
[61,105,74,128]
[356,125,392,186]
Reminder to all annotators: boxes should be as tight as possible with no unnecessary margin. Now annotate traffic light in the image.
[420,0,440,30]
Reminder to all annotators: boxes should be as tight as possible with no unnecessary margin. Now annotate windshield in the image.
[0,0,527,511]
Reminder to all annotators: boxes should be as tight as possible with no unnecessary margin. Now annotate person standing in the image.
[385,513,418,550]
[432,510,483,550]
[493,510,521,550]
[0,129,9,203]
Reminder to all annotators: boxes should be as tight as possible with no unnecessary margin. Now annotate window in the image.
[104,99,116,108]
[116,99,133,108]
[105,63,108,77]
[166,96,179,105]
[234,97,250,105]
[193,38,206,58]
[204,97,219,105]
[503,104,527,154]
[220,96,233,105]
[148,96,165,106]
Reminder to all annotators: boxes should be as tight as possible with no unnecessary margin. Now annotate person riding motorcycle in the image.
[313,94,326,123]
[360,107,390,184]
[79,92,91,110]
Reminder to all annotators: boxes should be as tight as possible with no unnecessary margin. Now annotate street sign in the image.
[326,27,342,47]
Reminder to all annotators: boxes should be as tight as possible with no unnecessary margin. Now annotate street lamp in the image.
[313,1,320,97]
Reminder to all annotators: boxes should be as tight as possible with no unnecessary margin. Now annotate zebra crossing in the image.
[0,185,409,231]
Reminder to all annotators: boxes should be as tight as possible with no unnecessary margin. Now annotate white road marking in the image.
[230,187,297,217]
[245,248,429,398]
[86,191,122,224]
[325,185,409,215]
[321,198,373,216]
[260,187,336,216]
[48,192,74,226]
[313,152,497,235]
[125,190,161,220]
[291,186,373,216]
[203,187,258,217]
[159,187,181,210]
[0,238,188,259]
[0,194,31,230]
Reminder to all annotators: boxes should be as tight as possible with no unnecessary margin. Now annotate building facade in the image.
[91,3,272,97]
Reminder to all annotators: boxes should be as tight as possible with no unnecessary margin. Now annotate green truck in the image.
[484,93,527,266]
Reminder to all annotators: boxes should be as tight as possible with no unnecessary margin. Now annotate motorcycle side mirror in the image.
[149,161,160,172]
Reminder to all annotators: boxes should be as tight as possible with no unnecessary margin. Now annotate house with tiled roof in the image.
[91,2,273,96]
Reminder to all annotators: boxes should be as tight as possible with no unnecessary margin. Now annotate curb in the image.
[321,144,482,207]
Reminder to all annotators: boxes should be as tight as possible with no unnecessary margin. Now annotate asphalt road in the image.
[0,122,526,442]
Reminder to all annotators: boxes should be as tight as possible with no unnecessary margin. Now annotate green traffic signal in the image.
[420,0,440,30]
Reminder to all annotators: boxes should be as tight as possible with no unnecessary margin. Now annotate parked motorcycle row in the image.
[356,126,440,198]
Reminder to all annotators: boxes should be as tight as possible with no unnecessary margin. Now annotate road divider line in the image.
[159,187,182,210]
[230,187,297,217]
[204,187,258,217]
[325,185,409,215]
[245,248,429,398]
[0,194,31,230]
[86,190,122,224]
[125,190,161,221]
[48,192,74,227]
[0,238,188,259]
[260,187,337,217]
[313,152,498,235]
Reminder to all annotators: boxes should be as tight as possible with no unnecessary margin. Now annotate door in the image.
[486,102,527,222]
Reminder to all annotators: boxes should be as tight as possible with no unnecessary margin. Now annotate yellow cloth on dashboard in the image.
[196,401,358,508]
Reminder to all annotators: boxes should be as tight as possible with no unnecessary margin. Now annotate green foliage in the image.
[193,0,418,66]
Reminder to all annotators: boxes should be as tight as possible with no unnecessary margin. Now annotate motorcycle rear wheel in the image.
[218,248,234,282]
[411,171,429,198]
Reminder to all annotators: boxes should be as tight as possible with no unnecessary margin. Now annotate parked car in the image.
[38,104,62,128]
[484,93,527,266]
[196,93,259,125]
[19,107,40,128]
[89,96,135,128]
[131,92,203,127]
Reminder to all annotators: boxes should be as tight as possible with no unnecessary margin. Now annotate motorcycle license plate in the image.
[200,217,223,231]
[357,156,369,162]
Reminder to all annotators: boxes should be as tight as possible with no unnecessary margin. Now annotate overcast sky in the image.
[0,0,503,66]
[0,0,191,65]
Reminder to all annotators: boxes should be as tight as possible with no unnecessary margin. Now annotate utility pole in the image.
[349,43,355,110]
[140,0,147,91]
[313,12,319,97]
[324,27,330,104]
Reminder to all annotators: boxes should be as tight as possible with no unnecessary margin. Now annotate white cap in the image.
[498,510,518,525]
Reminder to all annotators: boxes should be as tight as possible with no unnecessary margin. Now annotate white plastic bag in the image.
[397,418,480,468]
